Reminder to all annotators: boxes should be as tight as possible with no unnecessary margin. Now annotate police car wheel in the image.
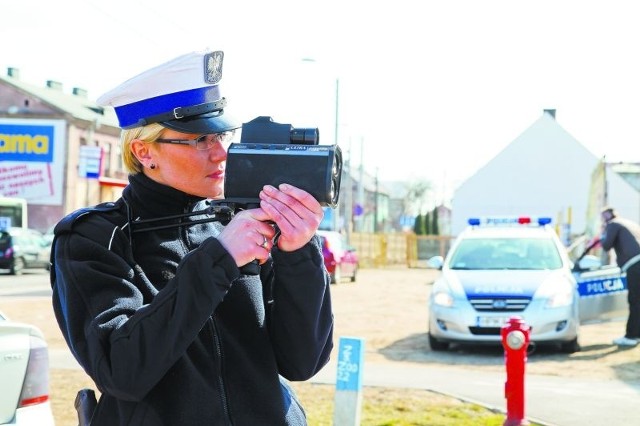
[428,332,449,351]
[559,338,580,354]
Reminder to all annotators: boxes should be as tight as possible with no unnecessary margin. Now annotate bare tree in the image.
[404,179,432,216]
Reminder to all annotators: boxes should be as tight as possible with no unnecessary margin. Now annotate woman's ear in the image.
[131,139,153,164]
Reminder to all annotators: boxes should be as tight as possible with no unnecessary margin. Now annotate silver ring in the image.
[260,235,269,249]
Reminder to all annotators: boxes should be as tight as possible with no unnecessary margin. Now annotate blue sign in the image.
[399,215,416,228]
[577,275,627,297]
[0,217,12,229]
[0,124,55,162]
[319,207,334,230]
[336,337,364,391]
[79,146,102,179]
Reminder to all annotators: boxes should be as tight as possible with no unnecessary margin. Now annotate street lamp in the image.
[301,58,341,231]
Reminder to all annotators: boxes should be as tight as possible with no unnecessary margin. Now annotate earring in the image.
[150,163,156,170]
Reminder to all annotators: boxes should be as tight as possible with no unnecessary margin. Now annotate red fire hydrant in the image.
[501,316,531,426]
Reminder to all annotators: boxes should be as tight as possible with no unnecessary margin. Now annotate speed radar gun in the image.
[214,116,342,275]
[126,116,343,276]
[223,116,343,208]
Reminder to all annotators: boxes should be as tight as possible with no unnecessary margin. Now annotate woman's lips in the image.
[208,169,225,179]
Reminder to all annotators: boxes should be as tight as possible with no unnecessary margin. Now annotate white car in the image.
[427,216,627,353]
[0,310,55,425]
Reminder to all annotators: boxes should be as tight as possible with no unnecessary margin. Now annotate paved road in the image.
[311,359,640,426]
[4,271,640,425]
[0,269,51,296]
[48,341,640,426]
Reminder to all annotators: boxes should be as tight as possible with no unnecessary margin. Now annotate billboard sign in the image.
[79,145,103,179]
[0,119,66,205]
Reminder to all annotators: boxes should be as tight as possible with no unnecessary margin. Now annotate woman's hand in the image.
[216,208,276,267]
[259,184,324,252]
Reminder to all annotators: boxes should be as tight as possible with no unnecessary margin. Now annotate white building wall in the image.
[452,112,600,236]
[606,167,640,224]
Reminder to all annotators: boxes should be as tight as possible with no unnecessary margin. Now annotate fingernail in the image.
[279,183,291,191]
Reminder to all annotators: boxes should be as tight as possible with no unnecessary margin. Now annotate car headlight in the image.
[535,272,575,308]
[544,287,573,308]
[433,291,454,307]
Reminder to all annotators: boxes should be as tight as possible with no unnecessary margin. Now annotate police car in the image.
[427,216,627,353]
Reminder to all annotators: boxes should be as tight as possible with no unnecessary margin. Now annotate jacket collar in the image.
[123,173,205,218]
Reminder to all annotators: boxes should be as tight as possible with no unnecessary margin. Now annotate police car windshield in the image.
[449,237,563,270]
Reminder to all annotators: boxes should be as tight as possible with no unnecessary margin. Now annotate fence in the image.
[349,233,454,268]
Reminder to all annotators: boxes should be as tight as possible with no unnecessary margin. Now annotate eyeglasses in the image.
[155,131,235,150]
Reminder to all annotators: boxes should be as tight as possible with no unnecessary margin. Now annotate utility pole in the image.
[300,58,342,231]
[345,138,353,244]
[84,122,95,206]
[356,138,365,232]
[374,167,379,233]
[333,77,340,231]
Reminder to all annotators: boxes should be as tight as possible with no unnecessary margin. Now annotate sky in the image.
[2,0,639,204]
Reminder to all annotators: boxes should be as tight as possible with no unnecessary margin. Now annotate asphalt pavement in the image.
[8,273,640,426]
[49,347,640,426]
[310,358,640,426]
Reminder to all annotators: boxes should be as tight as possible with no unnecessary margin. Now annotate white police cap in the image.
[97,50,240,133]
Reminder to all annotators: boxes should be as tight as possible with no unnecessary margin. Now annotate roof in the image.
[451,111,601,235]
[610,162,640,191]
[0,72,119,127]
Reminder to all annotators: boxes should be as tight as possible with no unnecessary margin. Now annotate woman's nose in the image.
[209,142,228,161]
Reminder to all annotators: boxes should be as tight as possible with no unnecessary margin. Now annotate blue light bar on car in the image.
[537,217,552,225]
[467,216,553,227]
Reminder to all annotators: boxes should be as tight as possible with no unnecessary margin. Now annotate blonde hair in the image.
[121,123,166,174]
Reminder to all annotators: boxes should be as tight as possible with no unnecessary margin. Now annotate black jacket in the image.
[600,217,640,270]
[50,173,334,425]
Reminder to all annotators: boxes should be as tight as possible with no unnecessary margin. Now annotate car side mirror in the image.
[576,254,602,271]
[427,255,444,270]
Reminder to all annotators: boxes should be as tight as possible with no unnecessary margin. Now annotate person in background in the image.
[599,206,640,347]
[49,49,333,425]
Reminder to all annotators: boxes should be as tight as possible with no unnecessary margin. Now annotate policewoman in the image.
[50,50,334,425]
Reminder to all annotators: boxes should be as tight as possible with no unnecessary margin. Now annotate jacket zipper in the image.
[185,201,232,423]
[210,317,233,424]
[180,203,192,251]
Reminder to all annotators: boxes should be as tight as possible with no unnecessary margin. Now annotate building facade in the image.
[1,67,396,236]
[0,68,126,232]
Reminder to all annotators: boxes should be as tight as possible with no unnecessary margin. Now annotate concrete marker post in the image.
[333,336,365,425]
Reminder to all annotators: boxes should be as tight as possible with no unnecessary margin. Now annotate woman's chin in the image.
[208,188,225,199]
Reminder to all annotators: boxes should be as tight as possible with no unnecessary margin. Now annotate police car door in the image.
[573,258,628,322]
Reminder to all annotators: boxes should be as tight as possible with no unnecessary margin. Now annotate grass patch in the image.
[51,370,540,425]
[290,382,534,426]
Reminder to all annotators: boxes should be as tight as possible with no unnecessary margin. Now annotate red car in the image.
[317,230,358,284]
